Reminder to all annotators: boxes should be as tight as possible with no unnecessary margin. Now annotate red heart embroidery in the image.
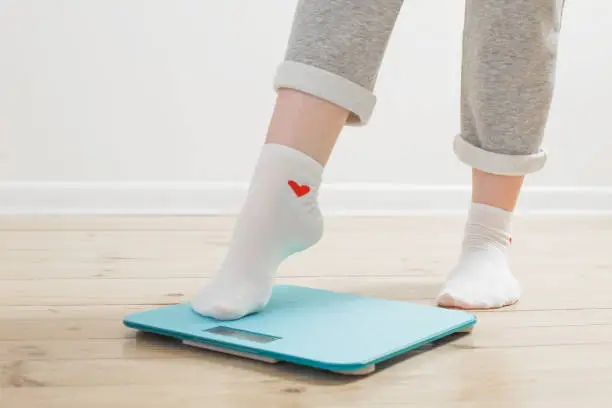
[288,180,310,197]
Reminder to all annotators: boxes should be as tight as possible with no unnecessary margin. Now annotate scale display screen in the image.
[204,326,280,344]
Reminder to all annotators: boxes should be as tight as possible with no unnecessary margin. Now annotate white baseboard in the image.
[0,182,611,215]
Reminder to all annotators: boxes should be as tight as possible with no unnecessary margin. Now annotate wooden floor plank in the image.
[1,274,610,310]
[2,303,610,323]
[1,307,611,360]
[1,322,612,362]
[1,217,610,280]
[3,345,611,408]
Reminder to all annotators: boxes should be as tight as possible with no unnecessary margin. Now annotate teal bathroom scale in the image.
[123,285,476,375]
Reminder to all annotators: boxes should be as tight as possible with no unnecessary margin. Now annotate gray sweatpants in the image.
[274,0,565,176]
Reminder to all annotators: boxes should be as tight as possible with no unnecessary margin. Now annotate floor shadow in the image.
[372,331,472,373]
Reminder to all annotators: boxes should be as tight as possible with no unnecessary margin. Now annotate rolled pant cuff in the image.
[274,61,376,126]
[453,134,547,176]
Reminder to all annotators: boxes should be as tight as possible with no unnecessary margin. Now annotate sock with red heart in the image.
[191,143,324,320]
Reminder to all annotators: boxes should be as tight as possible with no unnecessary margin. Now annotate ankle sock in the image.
[437,202,521,309]
[191,143,324,320]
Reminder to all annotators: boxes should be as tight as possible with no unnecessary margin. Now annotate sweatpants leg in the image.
[454,0,566,175]
[274,0,404,125]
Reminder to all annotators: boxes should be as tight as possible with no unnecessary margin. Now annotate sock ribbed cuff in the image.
[263,143,322,169]
[259,143,323,181]
[468,202,513,233]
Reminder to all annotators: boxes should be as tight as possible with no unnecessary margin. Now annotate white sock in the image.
[191,143,324,320]
[437,202,521,309]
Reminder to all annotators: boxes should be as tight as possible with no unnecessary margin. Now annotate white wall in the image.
[1,1,611,214]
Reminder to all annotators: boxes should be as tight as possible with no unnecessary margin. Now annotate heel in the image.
[285,207,324,256]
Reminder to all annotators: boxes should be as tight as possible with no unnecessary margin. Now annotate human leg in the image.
[438,0,566,309]
[192,0,403,320]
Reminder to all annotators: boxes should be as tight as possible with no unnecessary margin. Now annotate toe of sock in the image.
[208,305,248,320]
[436,277,521,310]
[190,294,269,321]
[437,292,479,309]
[436,290,518,310]
[191,301,248,321]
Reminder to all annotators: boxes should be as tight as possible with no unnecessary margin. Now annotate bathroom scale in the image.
[123,285,476,375]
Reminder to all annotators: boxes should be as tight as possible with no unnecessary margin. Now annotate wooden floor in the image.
[1,215,611,407]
